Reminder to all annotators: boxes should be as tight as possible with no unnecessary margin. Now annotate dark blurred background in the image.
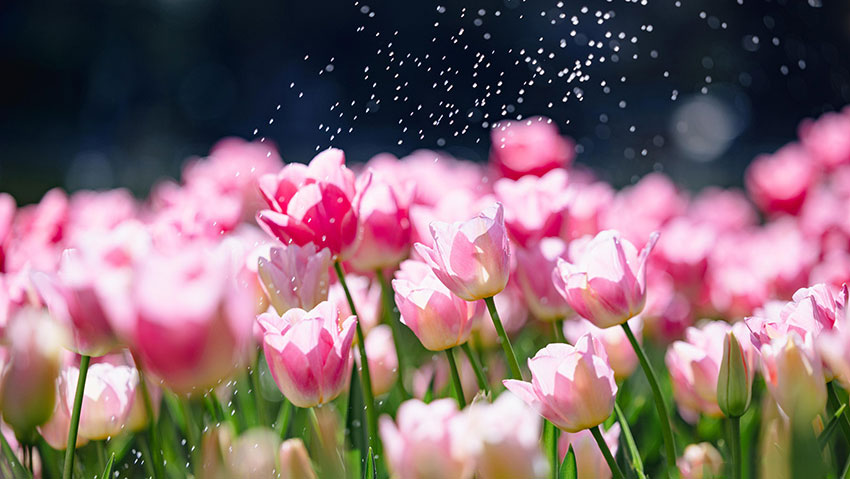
[1,0,849,204]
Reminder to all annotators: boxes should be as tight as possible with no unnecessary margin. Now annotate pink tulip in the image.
[392,260,474,351]
[257,301,356,407]
[493,169,570,247]
[747,284,838,351]
[799,109,850,170]
[349,173,414,271]
[409,190,487,248]
[0,308,67,436]
[415,203,511,301]
[132,240,255,395]
[466,392,547,479]
[514,238,573,321]
[65,189,137,242]
[745,143,816,216]
[379,398,475,479]
[358,324,399,397]
[558,423,620,479]
[553,230,657,329]
[504,334,617,432]
[760,332,827,421]
[278,438,318,479]
[563,317,641,380]
[818,322,850,390]
[665,321,755,423]
[654,218,716,288]
[677,442,724,479]
[4,188,67,274]
[565,182,614,240]
[329,273,382,335]
[257,244,331,315]
[411,353,478,403]
[223,428,280,479]
[489,117,575,180]
[603,173,685,247]
[688,187,757,231]
[0,193,15,270]
[257,148,363,259]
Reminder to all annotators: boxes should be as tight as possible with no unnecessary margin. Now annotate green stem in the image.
[553,319,566,343]
[180,399,199,471]
[250,353,268,425]
[334,262,380,463]
[730,415,742,479]
[483,296,523,380]
[137,367,165,479]
[614,401,646,479]
[445,348,466,408]
[828,381,850,446]
[550,421,560,479]
[275,400,293,439]
[591,425,625,479]
[63,354,90,479]
[622,322,677,476]
[375,269,410,399]
[460,342,491,397]
[308,407,326,450]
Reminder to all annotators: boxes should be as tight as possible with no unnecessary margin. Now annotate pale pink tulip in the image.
[677,442,724,479]
[745,143,816,216]
[329,273,382,335]
[760,333,827,421]
[565,182,614,240]
[415,203,511,301]
[489,117,575,180]
[223,428,280,479]
[553,230,657,329]
[466,392,547,479]
[278,438,318,479]
[55,361,137,441]
[379,399,475,479]
[393,260,473,351]
[654,218,716,288]
[411,353,478,403]
[257,244,331,315]
[558,423,620,479]
[603,173,685,247]
[688,187,757,231]
[132,241,255,395]
[4,188,67,273]
[514,238,573,321]
[493,169,570,247]
[257,301,356,408]
[504,334,617,432]
[349,173,414,271]
[257,148,363,259]
[563,317,641,380]
[747,284,838,351]
[358,324,398,397]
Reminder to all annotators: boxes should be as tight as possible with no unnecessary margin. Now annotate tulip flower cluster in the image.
[3,108,850,479]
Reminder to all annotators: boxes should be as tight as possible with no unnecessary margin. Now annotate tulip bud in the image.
[760,333,826,422]
[717,331,753,417]
[224,428,280,479]
[677,442,724,479]
[278,439,317,479]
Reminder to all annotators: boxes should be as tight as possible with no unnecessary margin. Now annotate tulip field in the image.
[3,110,850,479]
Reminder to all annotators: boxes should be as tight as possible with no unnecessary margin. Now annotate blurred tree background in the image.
[1,0,849,204]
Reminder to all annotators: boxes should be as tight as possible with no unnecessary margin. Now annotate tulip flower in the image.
[489,117,575,180]
[349,173,414,271]
[132,240,255,395]
[565,181,614,240]
[677,442,724,479]
[504,333,617,433]
[799,109,850,170]
[358,324,399,397]
[257,148,363,259]
[717,331,754,418]
[257,244,332,315]
[563,317,641,380]
[558,423,621,479]
[329,273,382,335]
[411,353,478,403]
[379,399,475,479]
[278,438,318,479]
[414,203,510,302]
[759,333,827,422]
[257,301,356,408]
[745,144,816,216]
[514,238,573,322]
[223,428,280,479]
[553,230,657,329]
[392,260,473,351]
[493,169,570,247]
[1,308,67,437]
[465,392,547,479]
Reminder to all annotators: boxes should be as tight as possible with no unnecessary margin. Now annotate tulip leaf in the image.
[0,430,30,479]
[363,446,377,479]
[819,403,847,450]
[615,402,647,479]
[101,452,115,479]
[560,444,577,479]
[423,373,437,404]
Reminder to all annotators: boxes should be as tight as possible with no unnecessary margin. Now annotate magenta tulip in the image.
[349,173,414,271]
[493,169,570,247]
[489,117,575,180]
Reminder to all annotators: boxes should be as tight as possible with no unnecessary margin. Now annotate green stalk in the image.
[445,347,466,408]
[483,296,523,380]
[550,421,560,479]
[308,407,326,450]
[62,354,90,479]
[137,367,166,479]
[622,322,677,476]
[275,400,293,439]
[334,262,380,463]
[591,425,625,479]
[553,319,566,343]
[828,381,850,446]
[730,416,742,479]
[375,269,410,399]
[460,342,491,397]
[614,401,646,479]
[250,352,268,425]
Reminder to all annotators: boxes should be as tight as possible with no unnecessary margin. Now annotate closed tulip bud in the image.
[357,324,398,397]
[257,301,356,408]
[348,174,414,272]
[717,331,753,417]
[760,333,827,422]
[677,442,724,479]
[224,428,280,479]
[278,438,317,479]
[553,230,657,329]
[1,308,67,437]
[415,203,511,301]
[257,244,332,315]
[65,361,136,440]
[504,333,618,432]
